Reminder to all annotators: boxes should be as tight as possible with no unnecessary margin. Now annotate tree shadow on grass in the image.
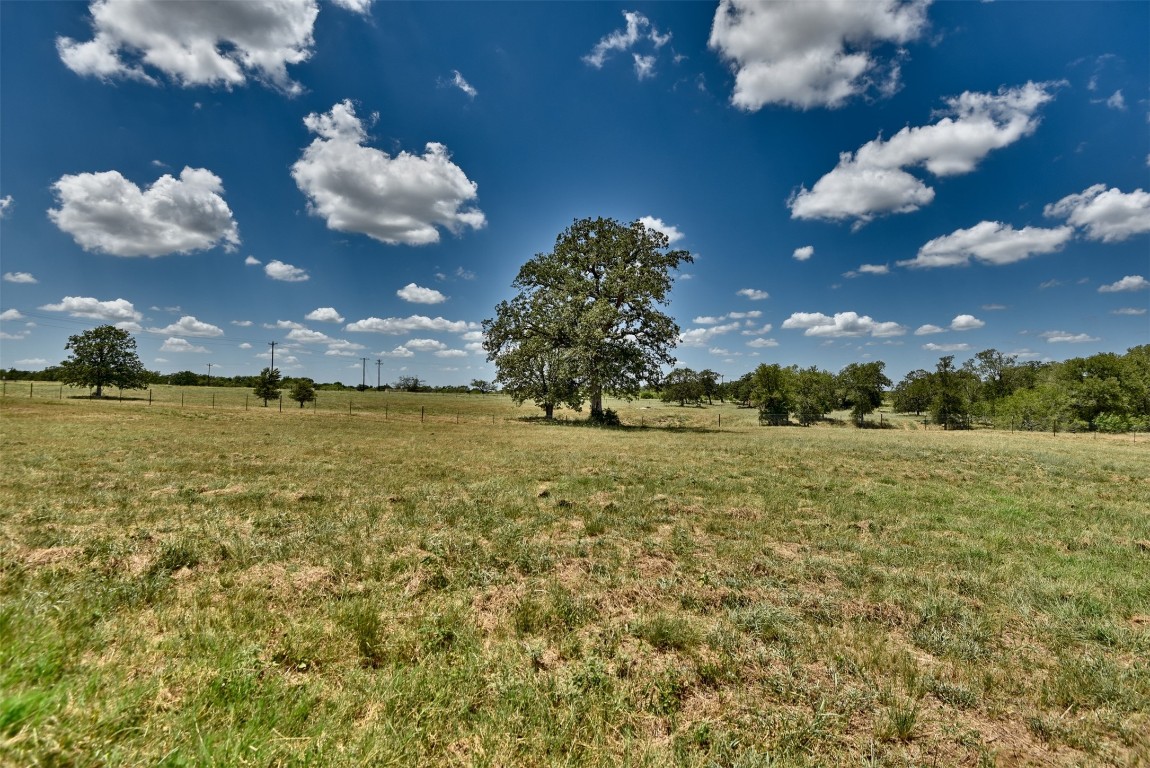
[67,394,150,401]
[515,415,723,435]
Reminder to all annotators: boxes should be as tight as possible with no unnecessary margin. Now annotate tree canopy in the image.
[58,325,149,397]
[484,217,692,420]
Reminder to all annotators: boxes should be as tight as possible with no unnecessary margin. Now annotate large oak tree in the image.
[484,217,691,420]
[59,325,149,397]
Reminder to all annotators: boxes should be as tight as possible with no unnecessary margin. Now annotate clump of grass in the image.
[631,613,701,652]
[146,540,200,577]
[582,514,607,537]
[512,584,598,636]
[925,675,978,709]
[910,597,991,661]
[730,603,793,645]
[878,698,921,743]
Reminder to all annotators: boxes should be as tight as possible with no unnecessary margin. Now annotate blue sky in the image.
[1,0,1147,387]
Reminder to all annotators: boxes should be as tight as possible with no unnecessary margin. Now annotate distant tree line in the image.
[4,364,497,395]
[890,346,1150,432]
[653,345,1149,432]
[14,325,1149,433]
[656,361,888,427]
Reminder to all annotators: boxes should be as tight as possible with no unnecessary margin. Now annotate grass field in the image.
[1,391,1148,766]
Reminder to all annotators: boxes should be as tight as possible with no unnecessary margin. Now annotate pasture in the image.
[1,391,1147,766]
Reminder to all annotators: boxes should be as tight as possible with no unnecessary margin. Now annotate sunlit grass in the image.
[1,395,1147,766]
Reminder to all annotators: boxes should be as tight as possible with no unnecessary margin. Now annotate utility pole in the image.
[206,362,213,384]
[375,359,382,390]
[361,357,367,390]
[268,341,277,370]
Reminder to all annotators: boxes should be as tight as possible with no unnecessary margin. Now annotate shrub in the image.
[589,408,621,426]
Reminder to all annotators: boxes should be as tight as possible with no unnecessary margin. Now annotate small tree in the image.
[930,356,970,429]
[892,369,932,416]
[469,379,496,394]
[253,367,282,406]
[396,375,423,392]
[792,366,836,425]
[289,378,316,408]
[661,367,703,406]
[750,363,794,425]
[698,369,721,404]
[838,361,890,426]
[59,325,149,397]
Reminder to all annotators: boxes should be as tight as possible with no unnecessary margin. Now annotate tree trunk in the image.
[590,387,603,419]
[94,383,103,398]
[545,403,554,419]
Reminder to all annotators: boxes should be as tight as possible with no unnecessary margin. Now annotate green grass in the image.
[1,394,1147,766]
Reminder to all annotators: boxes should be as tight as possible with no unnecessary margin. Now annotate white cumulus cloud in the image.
[1098,275,1149,293]
[2,272,37,284]
[148,315,224,337]
[899,221,1073,268]
[0,309,25,321]
[404,338,447,352]
[39,296,142,325]
[950,314,985,331]
[286,328,331,343]
[790,82,1057,224]
[291,100,485,246]
[305,307,344,323]
[678,322,741,347]
[781,311,905,338]
[708,0,931,111]
[914,324,945,335]
[922,342,970,353]
[345,315,479,334]
[639,216,684,244]
[737,288,770,300]
[0,195,12,218]
[1041,331,1100,344]
[792,245,814,261]
[397,283,447,304]
[1044,185,1150,243]
[245,255,262,266]
[265,260,309,282]
[843,264,889,278]
[49,167,240,257]
[160,337,210,353]
[57,0,319,95]
[694,311,760,326]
